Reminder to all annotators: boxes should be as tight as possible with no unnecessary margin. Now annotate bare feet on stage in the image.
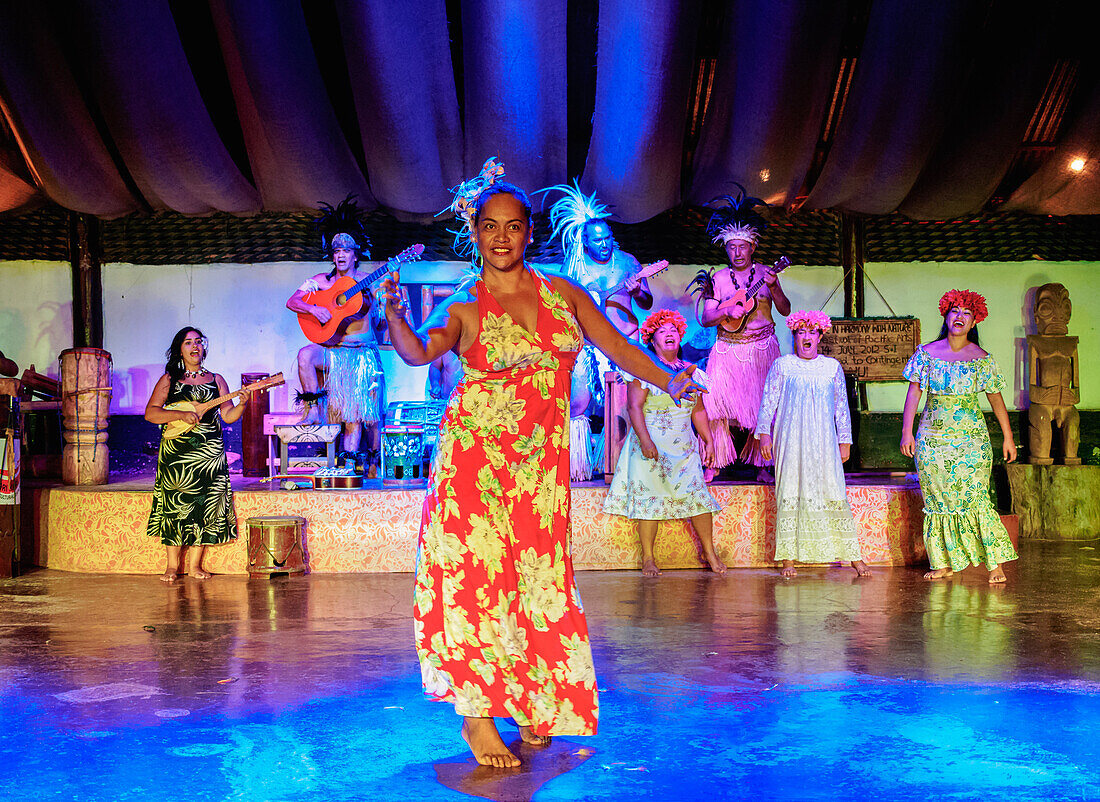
[781,560,797,578]
[518,724,552,747]
[702,551,727,575]
[989,565,1007,584]
[756,467,773,484]
[923,568,953,581]
[641,559,662,577]
[462,717,521,768]
[704,466,717,483]
[159,570,178,583]
[851,560,872,577]
[187,568,212,580]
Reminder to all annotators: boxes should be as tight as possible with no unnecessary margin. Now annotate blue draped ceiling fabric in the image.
[0,1,1097,220]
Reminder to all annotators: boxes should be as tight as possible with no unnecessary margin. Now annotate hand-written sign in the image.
[818,317,921,381]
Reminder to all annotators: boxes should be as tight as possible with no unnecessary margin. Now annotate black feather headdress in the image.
[313,194,372,258]
[706,183,769,245]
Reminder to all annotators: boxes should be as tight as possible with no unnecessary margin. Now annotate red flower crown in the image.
[938,289,988,323]
[639,309,687,344]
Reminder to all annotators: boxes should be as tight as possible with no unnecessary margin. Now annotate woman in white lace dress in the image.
[755,311,870,578]
[603,310,726,577]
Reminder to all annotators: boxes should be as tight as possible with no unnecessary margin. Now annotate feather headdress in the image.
[706,184,768,247]
[442,157,507,259]
[545,180,612,282]
[314,194,371,258]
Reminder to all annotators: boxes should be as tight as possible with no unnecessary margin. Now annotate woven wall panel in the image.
[0,205,70,260]
[1,205,1098,265]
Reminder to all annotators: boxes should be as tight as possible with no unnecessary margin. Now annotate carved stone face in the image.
[1034,283,1071,335]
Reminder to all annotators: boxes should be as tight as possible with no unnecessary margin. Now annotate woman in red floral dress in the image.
[381,181,703,768]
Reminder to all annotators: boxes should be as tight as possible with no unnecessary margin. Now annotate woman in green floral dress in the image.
[900,290,1018,583]
[145,327,248,581]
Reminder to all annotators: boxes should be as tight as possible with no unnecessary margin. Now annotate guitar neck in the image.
[193,375,282,417]
[345,262,393,300]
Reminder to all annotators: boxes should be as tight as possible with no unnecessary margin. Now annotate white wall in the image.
[0,261,73,379]
[5,258,1098,415]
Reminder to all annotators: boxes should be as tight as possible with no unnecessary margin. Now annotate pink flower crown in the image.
[938,289,988,322]
[639,309,687,344]
[786,310,832,332]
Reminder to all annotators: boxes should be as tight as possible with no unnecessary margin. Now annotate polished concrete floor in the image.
[3,541,1100,801]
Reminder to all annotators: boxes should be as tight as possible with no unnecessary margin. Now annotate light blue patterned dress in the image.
[902,348,1017,571]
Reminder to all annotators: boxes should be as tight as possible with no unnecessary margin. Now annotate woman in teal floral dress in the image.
[900,290,1018,583]
[145,327,248,581]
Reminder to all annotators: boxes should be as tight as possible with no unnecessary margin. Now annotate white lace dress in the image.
[755,355,861,562]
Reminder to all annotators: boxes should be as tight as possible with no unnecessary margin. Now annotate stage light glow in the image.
[1069,157,1086,172]
[759,169,771,182]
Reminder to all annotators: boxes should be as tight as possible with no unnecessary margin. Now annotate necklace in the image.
[183,368,208,379]
[730,266,755,291]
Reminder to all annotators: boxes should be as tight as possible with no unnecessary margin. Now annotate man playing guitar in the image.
[286,220,388,472]
[695,191,791,481]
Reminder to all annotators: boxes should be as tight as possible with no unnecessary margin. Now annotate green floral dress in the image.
[903,348,1017,571]
[146,379,237,546]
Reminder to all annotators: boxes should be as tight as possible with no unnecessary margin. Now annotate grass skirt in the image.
[702,326,780,468]
[324,343,383,424]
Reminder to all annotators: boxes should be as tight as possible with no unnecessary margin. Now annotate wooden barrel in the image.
[60,348,112,486]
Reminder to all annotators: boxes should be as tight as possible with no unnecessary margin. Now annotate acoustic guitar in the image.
[161,373,285,440]
[297,244,425,345]
[714,256,791,333]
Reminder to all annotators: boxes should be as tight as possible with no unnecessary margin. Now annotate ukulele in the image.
[713,256,791,333]
[297,244,425,345]
[161,373,285,440]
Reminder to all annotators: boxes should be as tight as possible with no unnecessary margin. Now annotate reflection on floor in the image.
[2,540,1100,801]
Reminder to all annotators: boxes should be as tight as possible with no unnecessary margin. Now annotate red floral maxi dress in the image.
[414,268,599,737]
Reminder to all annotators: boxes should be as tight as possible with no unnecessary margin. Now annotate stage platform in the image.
[28,473,927,574]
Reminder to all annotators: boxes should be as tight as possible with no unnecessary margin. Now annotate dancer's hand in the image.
[900,433,916,458]
[640,439,659,460]
[759,434,773,461]
[1003,438,1017,463]
[666,364,705,405]
[379,271,407,318]
[839,443,851,462]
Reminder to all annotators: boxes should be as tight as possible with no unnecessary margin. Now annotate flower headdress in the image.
[786,310,832,332]
[443,157,507,259]
[706,183,768,247]
[314,194,371,258]
[938,289,988,323]
[639,309,687,344]
[545,180,612,282]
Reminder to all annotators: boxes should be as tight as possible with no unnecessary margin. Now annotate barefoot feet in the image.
[462,718,521,768]
[780,560,797,578]
[159,570,178,583]
[923,568,953,581]
[988,565,1007,584]
[187,568,212,580]
[518,724,551,747]
[641,559,662,578]
[703,551,727,575]
[851,560,872,577]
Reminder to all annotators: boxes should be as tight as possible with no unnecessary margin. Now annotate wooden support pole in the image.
[69,213,103,349]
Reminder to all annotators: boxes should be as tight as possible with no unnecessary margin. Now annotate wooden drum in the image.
[603,371,629,482]
[60,348,112,486]
[247,516,307,575]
